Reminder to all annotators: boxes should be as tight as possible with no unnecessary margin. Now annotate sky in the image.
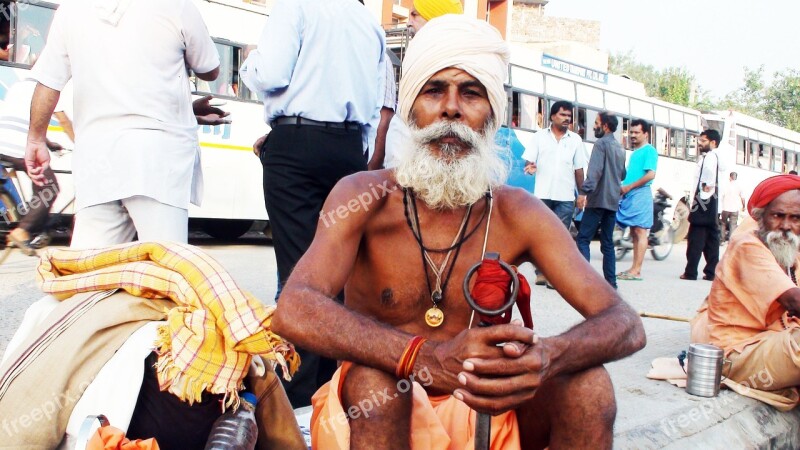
[543,0,800,99]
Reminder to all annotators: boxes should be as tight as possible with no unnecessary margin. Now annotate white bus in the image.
[499,44,791,204]
[1,1,790,239]
[703,110,800,195]
[0,0,269,239]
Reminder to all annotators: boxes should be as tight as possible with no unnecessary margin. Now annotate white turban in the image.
[398,15,510,130]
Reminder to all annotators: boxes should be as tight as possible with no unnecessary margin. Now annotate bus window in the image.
[574,107,586,140]
[194,41,255,101]
[655,126,669,155]
[575,107,600,142]
[5,1,56,65]
[748,140,759,168]
[736,136,747,165]
[670,129,685,159]
[757,144,770,169]
[511,91,543,131]
[686,132,698,162]
[783,150,794,173]
[772,148,784,173]
[621,118,630,149]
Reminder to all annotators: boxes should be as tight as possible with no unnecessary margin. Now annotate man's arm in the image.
[577,142,604,209]
[240,0,302,94]
[621,170,656,195]
[368,107,394,170]
[580,142,604,195]
[25,83,60,185]
[182,0,220,82]
[455,192,646,412]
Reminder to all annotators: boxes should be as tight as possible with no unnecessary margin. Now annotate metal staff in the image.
[462,252,519,450]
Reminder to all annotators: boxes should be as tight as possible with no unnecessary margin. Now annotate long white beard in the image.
[759,229,800,269]
[394,120,509,210]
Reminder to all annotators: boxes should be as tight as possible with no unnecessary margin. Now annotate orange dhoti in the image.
[311,363,520,449]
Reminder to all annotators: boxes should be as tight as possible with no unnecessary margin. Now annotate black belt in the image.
[270,116,360,130]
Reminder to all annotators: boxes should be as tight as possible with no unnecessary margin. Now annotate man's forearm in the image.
[627,171,656,190]
[541,302,645,379]
[29,83,61,142]
[273,285,416,376]
[574,168,584,193]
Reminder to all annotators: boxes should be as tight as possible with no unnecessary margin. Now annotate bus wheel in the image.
[201,219,254,240]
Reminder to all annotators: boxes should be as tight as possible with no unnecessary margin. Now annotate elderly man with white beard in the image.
[692,174,800,411]
[272,15,645,449]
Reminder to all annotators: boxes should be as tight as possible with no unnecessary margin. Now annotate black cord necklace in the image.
[402,188,490,253]
[402,188,486,327]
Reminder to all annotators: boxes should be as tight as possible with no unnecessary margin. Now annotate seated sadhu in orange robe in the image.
[692,174,800,410]
[270,15,646,450]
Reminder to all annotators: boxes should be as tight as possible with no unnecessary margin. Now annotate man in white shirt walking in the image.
[241,0,385,408]
[721,171,745,243]
[25,0,220,248]
[681,129,723,281]
[522,100,586,285]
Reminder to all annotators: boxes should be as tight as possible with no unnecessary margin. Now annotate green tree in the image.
[717,66,766,119]
[764,69,800,132]
[608,51,700,108]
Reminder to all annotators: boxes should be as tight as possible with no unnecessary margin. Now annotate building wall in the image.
[510,3,600,47]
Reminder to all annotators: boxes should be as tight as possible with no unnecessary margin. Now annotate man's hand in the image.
[577,194,587,210]
[621,185,631,195]
[193,95,231,125]
[523,161,537,175]
[253,134,267,158]
[25,139,51,186]
[422,323,544,415]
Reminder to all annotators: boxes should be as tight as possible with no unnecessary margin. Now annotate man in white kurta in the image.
[25,0,220,248]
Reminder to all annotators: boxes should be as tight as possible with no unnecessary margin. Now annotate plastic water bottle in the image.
[204,392,258,450]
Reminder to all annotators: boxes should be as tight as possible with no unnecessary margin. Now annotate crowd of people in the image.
[0,0,799,448]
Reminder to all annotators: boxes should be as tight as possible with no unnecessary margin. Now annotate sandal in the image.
[617,272,643,281]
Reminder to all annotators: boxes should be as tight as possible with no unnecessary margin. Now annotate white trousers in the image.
[70,195,188,249]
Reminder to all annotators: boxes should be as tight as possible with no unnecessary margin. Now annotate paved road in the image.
[0,233,711,354]
[1,233,735,447]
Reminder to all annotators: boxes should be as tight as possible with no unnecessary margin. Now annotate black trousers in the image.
[684,224,720,279]
[261,123,366,408]
[127,353,223,450]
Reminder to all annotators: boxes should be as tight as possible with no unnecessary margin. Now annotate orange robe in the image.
[705,228,800,354]
[310,363,520,449]
[692,226,800,410]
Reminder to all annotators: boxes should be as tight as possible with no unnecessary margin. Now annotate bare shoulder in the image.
[492,185,549,219]
[322,169,401,223]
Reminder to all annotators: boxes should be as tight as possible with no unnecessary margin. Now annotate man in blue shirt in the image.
[616,119,658,281]
[241,0,385,408]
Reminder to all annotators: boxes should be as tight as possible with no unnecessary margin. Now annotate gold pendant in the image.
[425,306,444,327]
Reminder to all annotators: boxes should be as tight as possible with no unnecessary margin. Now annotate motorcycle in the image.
[614,188,682,261]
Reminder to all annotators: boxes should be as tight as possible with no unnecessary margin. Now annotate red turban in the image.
[747,174,800,214]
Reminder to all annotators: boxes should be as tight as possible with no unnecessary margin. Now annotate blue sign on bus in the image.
[542,54,608,84]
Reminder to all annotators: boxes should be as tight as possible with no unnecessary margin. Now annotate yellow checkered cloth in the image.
[36,242,299,408]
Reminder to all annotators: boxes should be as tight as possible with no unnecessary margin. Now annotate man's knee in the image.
[550,366,616,425]
[340,364,411,421]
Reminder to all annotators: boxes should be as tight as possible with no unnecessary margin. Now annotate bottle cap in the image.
[241,391,257,406]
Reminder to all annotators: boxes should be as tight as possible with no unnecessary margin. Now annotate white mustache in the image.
[413,120,484,152]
